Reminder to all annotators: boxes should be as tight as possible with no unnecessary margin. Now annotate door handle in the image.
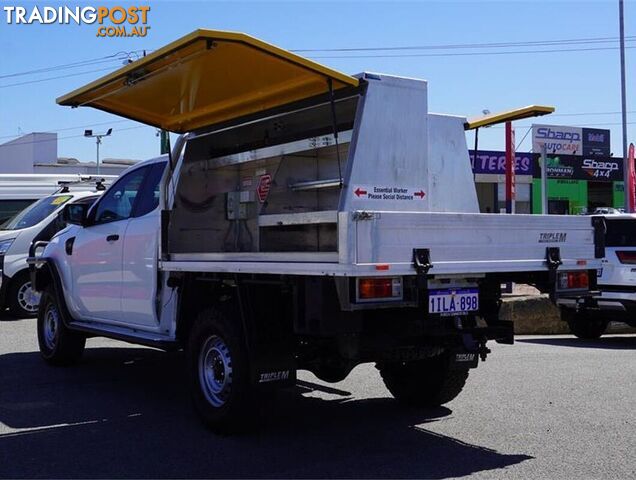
[106,234,119,242]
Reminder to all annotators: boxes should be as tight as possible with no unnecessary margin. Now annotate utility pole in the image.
[160,130,170,155]
[84,128,112,175]
[619,0,629,211]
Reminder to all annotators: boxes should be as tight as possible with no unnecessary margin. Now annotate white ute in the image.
[29,30,604,432]
[561,214,636,338]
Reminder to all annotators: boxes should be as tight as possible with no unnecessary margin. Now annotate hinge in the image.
[413,248,433,276]
[352,211,374,221]
[546,247,562,303]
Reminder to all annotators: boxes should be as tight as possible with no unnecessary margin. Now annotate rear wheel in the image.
[37,286,85,365]
[562,308,608,339]
[187,306,253,433]
[8,271,41,318]
[377,352,469,407]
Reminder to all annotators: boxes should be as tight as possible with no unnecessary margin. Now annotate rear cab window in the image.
[604,219,636,247]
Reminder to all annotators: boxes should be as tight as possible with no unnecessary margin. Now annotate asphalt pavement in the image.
[0,316,634,479]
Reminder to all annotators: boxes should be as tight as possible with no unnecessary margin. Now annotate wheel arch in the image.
[32,260,74,326]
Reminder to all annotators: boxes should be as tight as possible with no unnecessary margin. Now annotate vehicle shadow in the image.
[0,347,532,479]
[517,335,636,350]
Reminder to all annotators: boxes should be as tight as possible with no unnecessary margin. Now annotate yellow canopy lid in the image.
[57,29,359,133]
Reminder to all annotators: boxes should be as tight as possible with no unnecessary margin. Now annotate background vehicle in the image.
[0,174,115,225]
[1,187,103,317]
[561,214,636,339]
[30,30,603,432]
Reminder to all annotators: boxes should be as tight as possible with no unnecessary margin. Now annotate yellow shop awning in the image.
[465,105,555,130]
[57,29,359,133]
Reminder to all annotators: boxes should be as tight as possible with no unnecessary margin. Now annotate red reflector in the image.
[568,271,589,289]
[375,264,390,271]
[358,277,402,300]
[616,251,636,264]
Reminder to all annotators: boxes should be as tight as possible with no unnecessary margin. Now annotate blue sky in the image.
[0,0,634,162]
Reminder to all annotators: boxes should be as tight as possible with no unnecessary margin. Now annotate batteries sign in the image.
[352,185,426,201]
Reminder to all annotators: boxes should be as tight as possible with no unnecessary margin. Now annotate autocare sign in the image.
[532,124,583,156]
[352,185,426,201]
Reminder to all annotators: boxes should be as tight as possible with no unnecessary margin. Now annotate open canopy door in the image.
[57,29,359,133]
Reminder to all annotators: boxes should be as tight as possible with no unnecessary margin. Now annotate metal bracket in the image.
[591,216,606,259]
[546,247,562,302]
[546,247,562,270]
[413,248,433,276]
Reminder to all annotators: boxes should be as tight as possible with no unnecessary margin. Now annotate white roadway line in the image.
[0,419,102,438]
[0,414,148,438]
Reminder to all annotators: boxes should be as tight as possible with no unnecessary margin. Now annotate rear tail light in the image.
[357,277,403,301]
[558,271,589,290]
[616,251,636,264]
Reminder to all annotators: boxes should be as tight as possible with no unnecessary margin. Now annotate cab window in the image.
[93,167,149,224]
[133,162,167,218]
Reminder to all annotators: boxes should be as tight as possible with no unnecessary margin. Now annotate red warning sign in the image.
[257,174,272,203]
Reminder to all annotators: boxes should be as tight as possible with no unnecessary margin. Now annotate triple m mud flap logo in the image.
[2,5,151,37]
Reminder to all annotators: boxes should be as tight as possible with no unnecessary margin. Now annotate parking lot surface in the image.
[0,316,634,479]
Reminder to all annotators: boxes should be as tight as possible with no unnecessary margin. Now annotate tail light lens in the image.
[616,251,636,264]
[357,277,403,301]
[558,271,589,290]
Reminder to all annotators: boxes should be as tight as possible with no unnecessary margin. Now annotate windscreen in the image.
[2,195,72,231]
[604,219,636,247]
[0,199,37,227]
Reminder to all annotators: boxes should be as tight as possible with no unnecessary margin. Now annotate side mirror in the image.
[62,203,90,226]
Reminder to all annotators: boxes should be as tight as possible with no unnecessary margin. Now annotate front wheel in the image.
[377,352,469,407]
[562,308,608,339]
[187,306,253,433]
[8,271,41,318]
[37,286,85,365]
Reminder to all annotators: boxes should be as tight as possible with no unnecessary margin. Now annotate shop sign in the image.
[582,128,611,157]
[532,124,583,156]
[534,154,623,182]
[469,150,534,175]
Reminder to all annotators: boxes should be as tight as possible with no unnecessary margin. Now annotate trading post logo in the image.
[2,5,151,37]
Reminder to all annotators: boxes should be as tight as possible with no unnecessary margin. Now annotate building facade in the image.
[0,132,137,176]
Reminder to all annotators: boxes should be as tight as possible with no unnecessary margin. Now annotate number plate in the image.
[429,288,479,315]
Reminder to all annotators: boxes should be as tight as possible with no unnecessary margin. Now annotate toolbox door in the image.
[57,29,359,133]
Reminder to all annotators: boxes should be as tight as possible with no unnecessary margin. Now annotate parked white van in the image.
[0,190,103,316]
[0,174,116,225]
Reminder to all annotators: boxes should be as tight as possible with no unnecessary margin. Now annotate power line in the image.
[309,45,636,59]
[0,125,150,147]
[0,119,133,140]
[292,35,636,52]
[0,66,119,89]
[0,50,148,80]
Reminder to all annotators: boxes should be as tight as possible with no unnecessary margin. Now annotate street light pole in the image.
[84,128,112,175]
[619,0,629,211]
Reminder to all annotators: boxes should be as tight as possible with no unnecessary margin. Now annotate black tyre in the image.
[562,308,608,340]
[8,271,41,318]
[37,286,85,365]
[377,352,469,407]
[187,306,253,433]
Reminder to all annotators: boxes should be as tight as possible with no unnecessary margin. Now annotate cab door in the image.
[121,162,167,328]
[69,166,151,323]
